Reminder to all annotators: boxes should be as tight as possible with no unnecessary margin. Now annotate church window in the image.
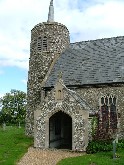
[37,37,42,51]
[37,36,48,52]
[101,97,104,104]
[42,36,48,51]
[58,90,62,100]
[100,95,117,129]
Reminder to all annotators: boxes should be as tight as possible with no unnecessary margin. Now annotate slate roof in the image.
[45,36,124,87]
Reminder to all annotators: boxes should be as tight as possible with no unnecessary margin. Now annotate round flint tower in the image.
[26,0,70,136]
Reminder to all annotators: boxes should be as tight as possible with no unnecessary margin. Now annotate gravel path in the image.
[17,147,85,165]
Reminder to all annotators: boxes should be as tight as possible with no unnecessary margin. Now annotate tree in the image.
[0,89,26,125]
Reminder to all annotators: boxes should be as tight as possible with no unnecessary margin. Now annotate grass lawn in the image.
[0,126,33,165]
[57,149,124,165]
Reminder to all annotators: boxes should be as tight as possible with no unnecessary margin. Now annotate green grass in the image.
[57,149,124,165]
[1,126,124,165]
[0,126,33,165]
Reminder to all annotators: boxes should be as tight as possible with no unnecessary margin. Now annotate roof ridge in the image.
[70,35,124,45]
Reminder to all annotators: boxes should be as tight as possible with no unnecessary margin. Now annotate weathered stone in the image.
[26,0,124,152]
[26,21,70,136]
[34,79,89,151]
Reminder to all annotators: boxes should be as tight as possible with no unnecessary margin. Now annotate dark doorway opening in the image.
[49,111,72,149]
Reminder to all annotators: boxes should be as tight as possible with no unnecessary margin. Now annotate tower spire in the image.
[47,0,54,22]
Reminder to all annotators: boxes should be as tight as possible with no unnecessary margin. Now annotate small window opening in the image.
[37,36,48,52]
[58,90,62,100]
[42,36,47,51]
[37,37,42,51]
[101,97,104,104]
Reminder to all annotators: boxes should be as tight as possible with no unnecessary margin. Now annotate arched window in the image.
[110,96,117,129]
[58,90,62,100]
[101,96,109,129]
[37,36,48,52]
[37,37,42,51]
[100,95,117,129]
[42,36,48,51]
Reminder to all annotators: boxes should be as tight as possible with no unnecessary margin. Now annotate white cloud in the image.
[0,93,4,98]
[55,0,124,41]
[0,0,124,70]
[0,0,49,70]
[21,79,27,85]
[0,59,29,70]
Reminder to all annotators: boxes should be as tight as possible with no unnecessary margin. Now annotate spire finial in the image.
[47,0,54,22]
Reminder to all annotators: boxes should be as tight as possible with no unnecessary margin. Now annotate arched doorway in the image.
[49,111,72,149]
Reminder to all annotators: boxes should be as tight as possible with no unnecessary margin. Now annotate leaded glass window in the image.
[100,95,117,129]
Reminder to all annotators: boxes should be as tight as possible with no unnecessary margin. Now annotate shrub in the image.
[86,140,113,154]
[117,139,124,149]
[91,116,98,138]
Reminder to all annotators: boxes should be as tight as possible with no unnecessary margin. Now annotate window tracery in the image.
[100,95,117,129]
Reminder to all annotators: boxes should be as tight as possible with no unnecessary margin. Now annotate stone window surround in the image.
[37,36,48,52]
[99,95,118,129]
[100,95,117,106]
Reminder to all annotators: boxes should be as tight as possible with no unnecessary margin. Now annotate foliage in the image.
[117,139,124,149]
[0,126,33,165]
[91,116,98,138]
[86,139,124,154]
[57,149,124,165]
[86,140,113,154]
[0,89,26,125]
[91,114,118,141]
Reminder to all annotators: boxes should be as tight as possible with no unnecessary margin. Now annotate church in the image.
[26,0,124,151]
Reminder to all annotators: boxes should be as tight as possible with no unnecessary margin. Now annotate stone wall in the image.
[34,80,89,151]
[75,85,124,138]
[26,22,70,136]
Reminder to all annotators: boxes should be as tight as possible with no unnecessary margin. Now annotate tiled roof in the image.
[45,36,124,87]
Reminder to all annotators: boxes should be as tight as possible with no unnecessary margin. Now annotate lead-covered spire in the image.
[47,0,54,22]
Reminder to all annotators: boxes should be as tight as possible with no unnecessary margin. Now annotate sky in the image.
[0,0,124,98]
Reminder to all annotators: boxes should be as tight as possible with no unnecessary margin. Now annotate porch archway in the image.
[49,111,72,149]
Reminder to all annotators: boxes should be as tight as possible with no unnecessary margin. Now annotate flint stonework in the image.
[26,0,124,151]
